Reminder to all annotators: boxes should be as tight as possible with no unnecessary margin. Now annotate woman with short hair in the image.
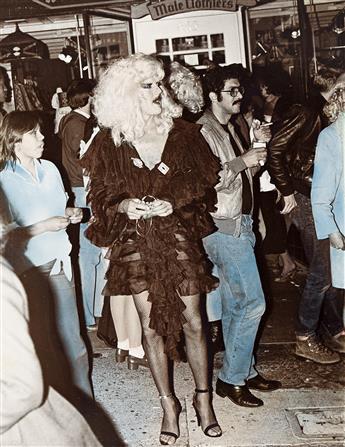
[0,111,92,400]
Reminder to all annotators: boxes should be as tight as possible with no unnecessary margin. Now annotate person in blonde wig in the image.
[312,82,345,293]
[82,53,222,445]
[93,54,182,145]
[165,61,204,115]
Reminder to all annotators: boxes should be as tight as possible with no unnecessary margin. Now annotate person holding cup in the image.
[0,111,92,400]
[198,64,282,409]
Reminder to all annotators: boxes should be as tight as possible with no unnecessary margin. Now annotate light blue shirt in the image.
[311,121,344,240]
[311,115,345,288]
[0,159,72,278]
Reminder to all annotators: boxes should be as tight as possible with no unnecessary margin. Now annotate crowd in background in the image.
[0,56,344,446]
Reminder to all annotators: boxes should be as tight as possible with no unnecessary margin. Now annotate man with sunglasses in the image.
[198,64,281,408]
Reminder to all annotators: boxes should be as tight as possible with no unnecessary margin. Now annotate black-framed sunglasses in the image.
[141,81,163,90]
[221,86,245,97]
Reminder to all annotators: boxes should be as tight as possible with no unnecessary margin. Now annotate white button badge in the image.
[157,162,169,175]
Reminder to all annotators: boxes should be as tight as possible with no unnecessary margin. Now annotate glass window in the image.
[211,34,224,48]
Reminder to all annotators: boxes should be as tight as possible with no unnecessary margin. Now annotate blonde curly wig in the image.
[323,81,345,154]
[166,62,204,113]
[93,53,182,146]
[324,85,345,122]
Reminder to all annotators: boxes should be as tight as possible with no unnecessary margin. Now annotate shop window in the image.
[155,32,225,69]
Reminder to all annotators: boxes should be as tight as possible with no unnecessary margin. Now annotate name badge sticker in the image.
[158,162,170,175]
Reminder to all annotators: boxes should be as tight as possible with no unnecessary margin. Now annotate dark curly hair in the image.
[67,78,97,109]
[254,66,292,97]
[202,63,248,107]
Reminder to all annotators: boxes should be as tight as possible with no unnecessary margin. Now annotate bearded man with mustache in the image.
[198,64,282,409]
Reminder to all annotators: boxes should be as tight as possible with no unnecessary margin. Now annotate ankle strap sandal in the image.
[193,388,222,438]
[158,393,181,445]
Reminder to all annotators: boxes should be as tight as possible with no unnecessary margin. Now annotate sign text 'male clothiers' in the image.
[148,0,253,19]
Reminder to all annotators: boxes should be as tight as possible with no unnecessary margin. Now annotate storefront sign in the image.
[133,0,256,20]
[148,0,235,19]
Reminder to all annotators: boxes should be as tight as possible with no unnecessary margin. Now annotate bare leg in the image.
[132,291,181,445]
[279,251,296,277]
[180,294,221,437]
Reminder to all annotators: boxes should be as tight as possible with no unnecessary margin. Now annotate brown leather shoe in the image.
[216,379,263,407]
[246,374,281,392]
[115,348,129,363]
[127,355,149,370]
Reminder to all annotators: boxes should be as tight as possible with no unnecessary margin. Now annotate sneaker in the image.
[295,334,341,364]
[322,332,345,354]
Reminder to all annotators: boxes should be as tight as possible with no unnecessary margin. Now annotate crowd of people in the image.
[0,55,344,446]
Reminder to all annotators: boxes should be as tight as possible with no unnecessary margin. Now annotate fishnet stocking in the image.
[180,294,220,436]
[179,294,209,388]
[133,291,220,437]
[132,290,178,445]
[132,291,170,394]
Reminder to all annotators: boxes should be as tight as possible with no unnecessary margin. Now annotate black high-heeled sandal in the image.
[192,388,222,438]
[159,393,182,445]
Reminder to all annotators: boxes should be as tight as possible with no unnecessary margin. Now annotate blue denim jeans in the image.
[72,187,107,326]
[206,264,222,322]
[203,215,266,385]
[20,260,92,398]
[292,193,344,336]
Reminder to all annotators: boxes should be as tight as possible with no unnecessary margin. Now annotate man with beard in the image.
[198,64,282,408]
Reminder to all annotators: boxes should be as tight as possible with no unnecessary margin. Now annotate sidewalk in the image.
[89,269,344,446]
[92,348,344,447]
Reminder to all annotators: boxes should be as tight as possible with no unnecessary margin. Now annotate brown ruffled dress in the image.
[81,118,220,359]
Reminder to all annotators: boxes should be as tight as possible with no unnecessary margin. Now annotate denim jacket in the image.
[197,110,256,236]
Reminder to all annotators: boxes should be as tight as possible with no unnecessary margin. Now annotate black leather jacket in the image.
[267,94,327,198]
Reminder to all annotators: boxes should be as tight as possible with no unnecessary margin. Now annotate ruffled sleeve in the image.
[168,120,220,239]
[80,131,129,248]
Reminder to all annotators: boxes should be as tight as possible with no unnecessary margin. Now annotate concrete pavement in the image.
[88,268,344,446]
[91,347,344,447]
